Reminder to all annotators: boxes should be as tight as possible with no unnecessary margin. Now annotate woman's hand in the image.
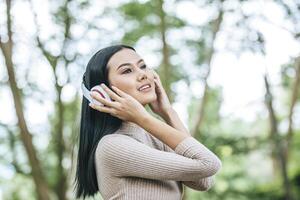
[89,84,150,125]
[149,69,172,119]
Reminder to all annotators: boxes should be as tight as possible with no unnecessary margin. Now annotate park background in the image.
[0,0,300,199]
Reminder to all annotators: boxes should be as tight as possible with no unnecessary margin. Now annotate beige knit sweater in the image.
[95,121,222,200]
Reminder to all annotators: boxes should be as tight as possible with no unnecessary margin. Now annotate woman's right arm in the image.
[90,84,190,150]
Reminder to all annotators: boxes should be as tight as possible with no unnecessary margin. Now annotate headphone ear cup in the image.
[90,85,112,106]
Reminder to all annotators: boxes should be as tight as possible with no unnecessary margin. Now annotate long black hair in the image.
[74,44,136,199]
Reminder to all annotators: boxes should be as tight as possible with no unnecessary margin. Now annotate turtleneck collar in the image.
[119,121,145,135]
[117,121,155,147]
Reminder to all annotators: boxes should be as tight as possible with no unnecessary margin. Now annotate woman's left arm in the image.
[149,69,220,190]
[161,108,217,191]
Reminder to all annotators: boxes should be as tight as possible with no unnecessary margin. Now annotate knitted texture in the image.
[95,121,222,200]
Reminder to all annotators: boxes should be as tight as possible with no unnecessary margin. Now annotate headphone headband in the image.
[81,82,93,103]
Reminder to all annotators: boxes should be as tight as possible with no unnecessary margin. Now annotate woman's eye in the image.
[122,65,147,74]
[123,69,132,74]
[141,64,147,69]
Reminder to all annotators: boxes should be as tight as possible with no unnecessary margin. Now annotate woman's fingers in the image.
[154,79,159,88]
[111,85,129,98]
[100,84,123,102]
[90,91,118,108]
[152,69,159,80]
[89,103,117,116]
[152,69,162,85]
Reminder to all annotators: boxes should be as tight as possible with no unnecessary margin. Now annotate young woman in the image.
[74,44,222,200]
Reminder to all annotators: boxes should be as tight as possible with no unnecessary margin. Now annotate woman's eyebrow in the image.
[117,59,144,71]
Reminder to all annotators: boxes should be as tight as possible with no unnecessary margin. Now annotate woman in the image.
[74,44,222,200]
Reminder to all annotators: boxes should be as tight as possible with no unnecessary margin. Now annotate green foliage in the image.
[2,174,36,200]
[119,0,185,44]
[1,0,300,199]
[119,1,158,44]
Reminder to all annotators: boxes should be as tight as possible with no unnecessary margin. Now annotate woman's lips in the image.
[138,84,152,92]
[139,86,152,92]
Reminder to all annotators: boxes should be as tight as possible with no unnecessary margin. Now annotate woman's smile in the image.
[138,83,152,92]
[107,48,157,106]
[139,86,152,92]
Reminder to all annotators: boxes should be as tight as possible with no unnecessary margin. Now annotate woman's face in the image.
[107,48,157,106]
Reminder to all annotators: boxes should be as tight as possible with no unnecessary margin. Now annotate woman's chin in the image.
[137,91,157,105]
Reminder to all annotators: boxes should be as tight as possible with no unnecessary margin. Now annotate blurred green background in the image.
[0,0,300,199]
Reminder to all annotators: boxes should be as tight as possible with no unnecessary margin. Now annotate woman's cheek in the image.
[118,81,135,94]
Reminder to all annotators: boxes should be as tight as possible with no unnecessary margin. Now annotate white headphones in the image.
[81,83,112,106]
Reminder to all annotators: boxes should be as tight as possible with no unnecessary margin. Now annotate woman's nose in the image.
[138,70,148,81]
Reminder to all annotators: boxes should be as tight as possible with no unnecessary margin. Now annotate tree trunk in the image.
[286,56,300,159]
[184,4,224,200]
[157,0,174,103]
[191,9,224,137]
[29,0,71,198]
[0,2,50,199]
[264,74,291,200]
[55,85,67,200]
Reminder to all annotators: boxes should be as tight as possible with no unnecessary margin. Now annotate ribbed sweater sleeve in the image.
[98,135,222,181]
[162,142,215,191]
